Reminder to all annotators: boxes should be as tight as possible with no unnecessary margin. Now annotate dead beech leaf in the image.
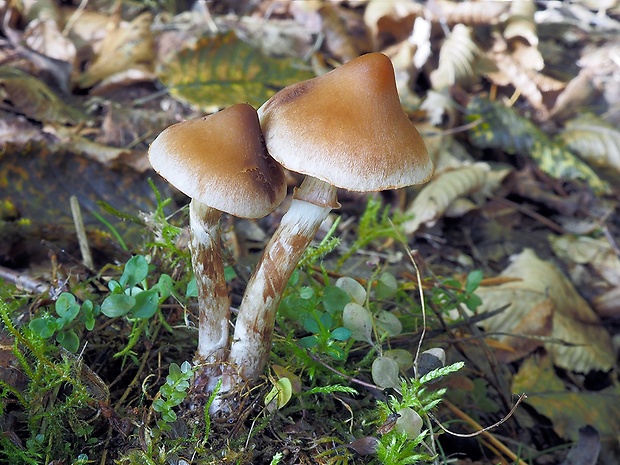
[475,248,614,372]
[513,354,620,443]
[78,12,154,89]
[363,0,423,47]
[427,0,510,25]
[486,37,546,114]
[550,234,620,286]
[549,69,598,121]
[319,3,372,63]
[550,234,620,318]
[0,66,78,124]
[490,298,553,363]
[556,113,620,173]
[503,0,538,47]
[403,162,490,235]
[430,24,479,91]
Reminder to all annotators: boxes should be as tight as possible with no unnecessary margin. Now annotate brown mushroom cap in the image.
[258,53,434,192]
[148,103,286,218]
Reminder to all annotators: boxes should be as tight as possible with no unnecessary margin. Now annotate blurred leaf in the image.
[556,113,620,173]
[512,354,620,442]
[78,12,154,89]
[403,162,490,234]
[0,66,78,124]
[474,248,615,372]
[428,0,510,25]
[430,24,479,90]
[157,31,314,110]
[466,98,608,192]
[503,0,538,48]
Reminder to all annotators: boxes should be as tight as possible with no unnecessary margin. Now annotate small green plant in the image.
[152,361,194,425]
[375,361,465,465]
[431,269,484,314]
[0,298,108,464]
[29,292,98,352]
[28,254,179,357]
[338,197,408,267]
[281,281,353,361]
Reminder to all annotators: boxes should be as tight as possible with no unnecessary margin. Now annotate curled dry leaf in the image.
[363,0,423,47]
[430,24,479,91]
[78,12,154,89]
[550,234,620,317]
[556,113,620,173]
[427,0,510,26]
[503,0,538,47]
[403,162,490,235]
[474,248,615,372]
[486,37,546,114]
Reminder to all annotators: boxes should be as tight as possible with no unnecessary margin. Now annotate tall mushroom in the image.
[227,53,434,383]
[148,103,286,389]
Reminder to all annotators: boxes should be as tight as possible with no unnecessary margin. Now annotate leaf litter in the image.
[0,1,619,464]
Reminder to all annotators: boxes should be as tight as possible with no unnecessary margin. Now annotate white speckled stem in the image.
[189,200,230,372]
[226,177,338,385]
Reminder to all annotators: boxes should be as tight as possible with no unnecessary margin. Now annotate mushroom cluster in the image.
[148,53,433,406]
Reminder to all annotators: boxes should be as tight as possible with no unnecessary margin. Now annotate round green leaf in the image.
[56,329,80,353]
[330,327,352,341]
[120,255,149,288]
[335,277,366,305]
[29,315,57,339]
[100,294,136,318]
[130,289,159,319]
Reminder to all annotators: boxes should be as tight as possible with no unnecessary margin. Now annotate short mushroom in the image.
[148,103,286,389]
[228,52,434,383]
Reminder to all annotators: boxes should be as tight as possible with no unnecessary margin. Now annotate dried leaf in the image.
[503,0,538,47]
[24,17,76,66]
[475,248,614,372]
[427,0,510,26]
[550,234,620,318]
[513,354,620,442]
[556,113,620,173]
[157,31,314,110]
[403,162,490,234]
[487,38,545,112]
[430,24,479,90]
[549,69,598,121]
[78,12,154,89]
[319,3,372,63]
[0,66,78,124]
[550,234,620,286]
[466,98,609,192]
[363,0,423,46]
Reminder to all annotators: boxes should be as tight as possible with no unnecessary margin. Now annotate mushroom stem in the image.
[189,199,230,376]
[227,176,339,383]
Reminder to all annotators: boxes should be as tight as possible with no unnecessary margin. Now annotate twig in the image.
[0,265,50,295]
[70,195,94,270]
[436,396,528,465]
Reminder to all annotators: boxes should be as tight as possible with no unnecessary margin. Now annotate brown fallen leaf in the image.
[403,162,490,234]
[474,248,615,372]
[78,12,154,89]
[513,354,620,443]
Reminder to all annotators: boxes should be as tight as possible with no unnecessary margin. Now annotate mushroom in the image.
[148,103,286,388]
[227,53,434,383]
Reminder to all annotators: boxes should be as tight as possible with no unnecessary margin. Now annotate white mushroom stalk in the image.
[227,177,339,382]
[226,53,434,385]
[188,200,230,369]
[147,104,286,395]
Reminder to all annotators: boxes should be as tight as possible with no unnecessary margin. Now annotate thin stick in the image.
[389,220,426,379]
[435,396,528,465]
[70,196,94,270]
